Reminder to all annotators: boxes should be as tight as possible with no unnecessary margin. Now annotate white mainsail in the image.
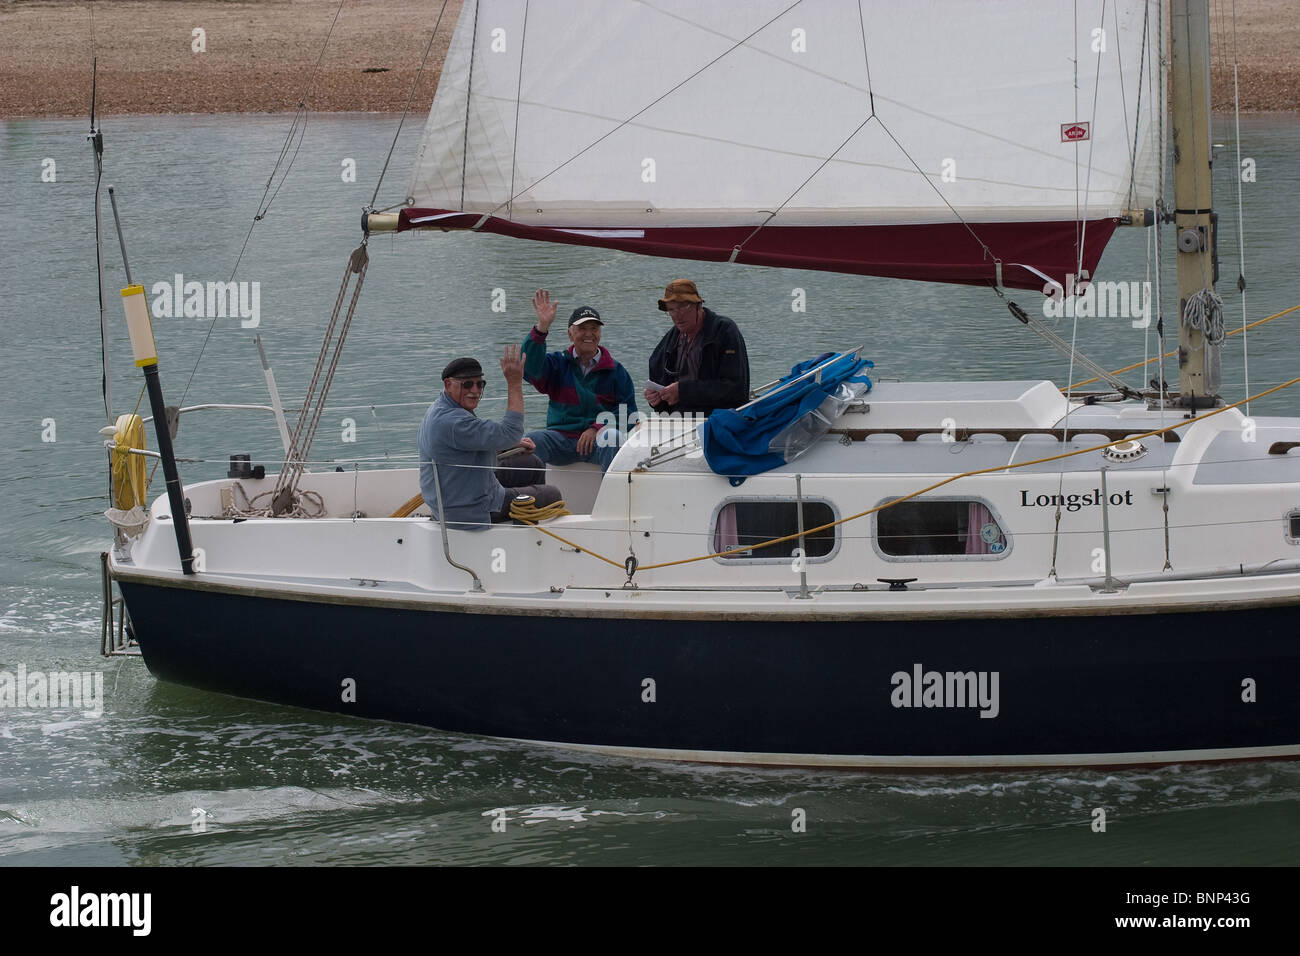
[404,0,1161,289]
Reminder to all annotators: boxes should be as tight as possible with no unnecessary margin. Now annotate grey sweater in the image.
[418,392,524,527]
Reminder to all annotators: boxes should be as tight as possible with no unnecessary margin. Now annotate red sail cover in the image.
[396,210,1118,292]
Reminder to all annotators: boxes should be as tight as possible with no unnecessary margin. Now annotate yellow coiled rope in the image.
[109,413,148,511]
[389,493,572,521]
[509,496,571,522]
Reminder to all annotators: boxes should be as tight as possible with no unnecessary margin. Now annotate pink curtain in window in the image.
[966,501,996,555]
[714,504,740,553]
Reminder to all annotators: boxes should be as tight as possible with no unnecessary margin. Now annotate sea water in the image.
[1,113,1299,865]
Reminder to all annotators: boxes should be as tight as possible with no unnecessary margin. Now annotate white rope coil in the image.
[1182,288,1225,345]
[226,481,326,518]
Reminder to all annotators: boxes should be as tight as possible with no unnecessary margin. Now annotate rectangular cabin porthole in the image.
[712,499,838,563]
[1286,511,1300,543]
[873,497,1010,560]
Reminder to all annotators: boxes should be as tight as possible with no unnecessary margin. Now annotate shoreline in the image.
[2,0,1298,119]
[0,0,457,120]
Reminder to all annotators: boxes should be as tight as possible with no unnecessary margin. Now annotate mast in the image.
[1169,0,1219,407]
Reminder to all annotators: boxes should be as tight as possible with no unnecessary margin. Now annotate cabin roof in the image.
[618,384,1218,479]
[860,380,1067,430]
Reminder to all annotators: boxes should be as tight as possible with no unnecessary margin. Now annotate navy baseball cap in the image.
[568,306,603,327]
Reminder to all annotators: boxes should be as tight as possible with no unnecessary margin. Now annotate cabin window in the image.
[875,498,1008,558]
[713,499,836,562]
[1287,511,1300,542]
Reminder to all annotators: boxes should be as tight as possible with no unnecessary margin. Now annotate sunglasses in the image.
[456,379,487,390]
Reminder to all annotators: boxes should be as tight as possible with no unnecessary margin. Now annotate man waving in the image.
[520,289,637,472]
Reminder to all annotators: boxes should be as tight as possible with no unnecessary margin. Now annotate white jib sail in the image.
[408,0,1160,230]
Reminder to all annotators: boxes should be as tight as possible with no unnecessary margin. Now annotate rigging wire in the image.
[1121,1,1150,213]
[86,6,123,509]
[1230,0,1250,415]
[175,0,350,410]
[1143,215,1152,387]
[1068,302,1300,389]
[459,0,482,211]
[370,0,451,208]
[1052,0,1093,574]
[1152,0,1169,407]
[1213,0,1232,80]
[731,114,878,260]
[1064,0,1109,446]
[1114,2,1130,207]
[477,1,802,220]
[725,0,885,258]
[855,0,874,114]
[93,440,1300,478]
[90,57,112,424]
[506,0,530,220]
[273,6,453,504]
[1071,0,1082,290]
[1150,4,1173,565]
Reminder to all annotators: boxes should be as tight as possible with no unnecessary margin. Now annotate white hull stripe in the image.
[499,738,1300,769]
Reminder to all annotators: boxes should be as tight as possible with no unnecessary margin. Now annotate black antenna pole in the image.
[108,186,196,576]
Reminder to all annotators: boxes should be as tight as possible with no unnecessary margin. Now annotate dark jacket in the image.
[647,308,750,414]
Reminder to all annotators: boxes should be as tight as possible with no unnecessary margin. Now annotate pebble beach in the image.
[1,0,1296,118]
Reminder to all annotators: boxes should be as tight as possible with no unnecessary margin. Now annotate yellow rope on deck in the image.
[392,493,573,522]
[509,497,571,522]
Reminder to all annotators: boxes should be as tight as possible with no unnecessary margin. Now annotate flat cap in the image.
[441,357,484,380]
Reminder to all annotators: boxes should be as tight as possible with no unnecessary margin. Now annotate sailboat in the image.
[99,0,1300,767]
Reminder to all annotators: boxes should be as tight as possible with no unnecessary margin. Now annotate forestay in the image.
[403,0,1160,289]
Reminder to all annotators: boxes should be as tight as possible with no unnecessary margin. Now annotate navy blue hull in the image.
[118,580,1300,763]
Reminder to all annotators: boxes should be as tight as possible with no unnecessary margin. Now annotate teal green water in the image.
[1,114,1299,865]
